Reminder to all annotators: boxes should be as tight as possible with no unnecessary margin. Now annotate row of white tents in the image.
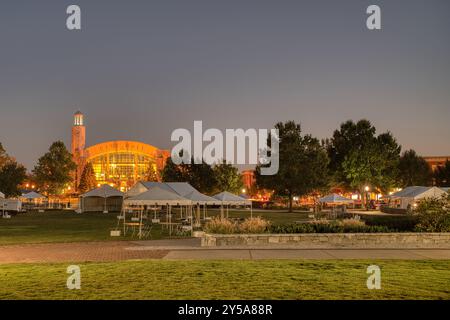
[317,186,450,211]
[79,182,252,216]
[0,191,46,201]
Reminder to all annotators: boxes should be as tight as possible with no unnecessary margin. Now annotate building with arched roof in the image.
[71,111,169,192]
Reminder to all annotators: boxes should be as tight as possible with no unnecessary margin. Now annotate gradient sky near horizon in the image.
[0,0,449,170]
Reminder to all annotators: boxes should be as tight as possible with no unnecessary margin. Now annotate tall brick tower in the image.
[72,111,86,189]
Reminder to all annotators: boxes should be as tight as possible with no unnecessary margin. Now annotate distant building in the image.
[71,111,170,192]
[424,156,450,172]
[241,170,256,190]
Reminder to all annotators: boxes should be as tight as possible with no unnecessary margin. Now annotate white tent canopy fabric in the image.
[183,190,220,205]
[126,181,220,205]
[124,186,192,206]
[21,191,46,200]
[80,184,124,198]
[319,193,353,204]
[213,191,252,205]
[0,191,4,199]
[387,186,446,200]
[386,186,447,210]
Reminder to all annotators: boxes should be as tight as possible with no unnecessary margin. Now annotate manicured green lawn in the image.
[0,211,165,245]
[0,209,310,245]
[0,260,449,300]
[0,209,416,245]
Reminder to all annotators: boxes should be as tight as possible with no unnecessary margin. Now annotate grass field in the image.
[1,260,449,300]
[0,209,416,245]
[0,209,314,245]
[0,211,166,245]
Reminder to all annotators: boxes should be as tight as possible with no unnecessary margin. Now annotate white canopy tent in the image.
[126,181,223,224]
[0,191,4,199]
[79,185,124,213]
[213,191,253,218]
[319,193,354,204]
[319,193,353,216]
[20,191,47,211]
[21,191,46,200]
[385,186,447,210]
[123,186,193,238]
[124,186,192,206]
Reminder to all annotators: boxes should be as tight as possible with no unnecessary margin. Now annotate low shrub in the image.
[380,206,407,215]
[238,217,270,234]
[269,219,391,234]
[364,215,417,232]
[204,217,237,234]
[414,196,450,232]
[269,223,315,234]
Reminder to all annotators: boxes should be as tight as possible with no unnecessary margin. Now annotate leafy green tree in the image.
[78,162,97,194]
[32,141,76,195]
[0,161,27,197]
[327,120,401,198]
[161,157,185,182]
[434,160,450,187]
[398,150,432,187]
[188,160,217,194]
[256,121,330,212]
[0,142,12,169]
[213,161,244,194]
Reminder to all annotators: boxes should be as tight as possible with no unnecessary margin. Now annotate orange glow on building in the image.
[424,156,450,172]
[71,112,169,192]
[241,170,256,190]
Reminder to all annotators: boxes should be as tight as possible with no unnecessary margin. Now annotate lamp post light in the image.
[364,186,370,211]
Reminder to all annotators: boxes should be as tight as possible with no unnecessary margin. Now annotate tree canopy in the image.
[0,142,11,169]
[0,161,27,197]
[327,119,401,193]
[161,156,217,194]
[434,160,450,187]
[32,141,76,195]
[256,121,330,212]
[0,142,27,197]
[213,161,244,194]
[78,162,97,194]
[397,150,433,187]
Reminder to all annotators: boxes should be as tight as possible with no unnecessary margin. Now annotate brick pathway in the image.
[0,241,168,264]
[1,240,450,264]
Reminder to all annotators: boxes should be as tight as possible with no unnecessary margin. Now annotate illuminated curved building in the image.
[71,112,169,192]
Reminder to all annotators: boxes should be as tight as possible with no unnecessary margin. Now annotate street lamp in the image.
[364,186,370,211]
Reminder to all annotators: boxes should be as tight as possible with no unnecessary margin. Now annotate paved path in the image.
[1,239,450,264]
[0,241,168,264]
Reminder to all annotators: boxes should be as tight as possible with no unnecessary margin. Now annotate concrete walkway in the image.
[159,248,450,260]
[1,239,450,264]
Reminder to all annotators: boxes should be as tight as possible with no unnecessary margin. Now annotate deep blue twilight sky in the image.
[0,0,449,170]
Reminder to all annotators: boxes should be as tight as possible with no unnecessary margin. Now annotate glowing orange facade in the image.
[241,170,256,190]
[71,112,169,192]
[424,156,450,172]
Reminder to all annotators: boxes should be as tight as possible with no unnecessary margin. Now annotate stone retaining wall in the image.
[201,233,450,248]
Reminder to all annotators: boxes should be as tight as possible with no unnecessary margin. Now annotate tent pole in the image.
[123,206,126,236]
[139,206,143,239]
[197,204,200,227]
[191,205,194,237]
[169,205,172,237]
